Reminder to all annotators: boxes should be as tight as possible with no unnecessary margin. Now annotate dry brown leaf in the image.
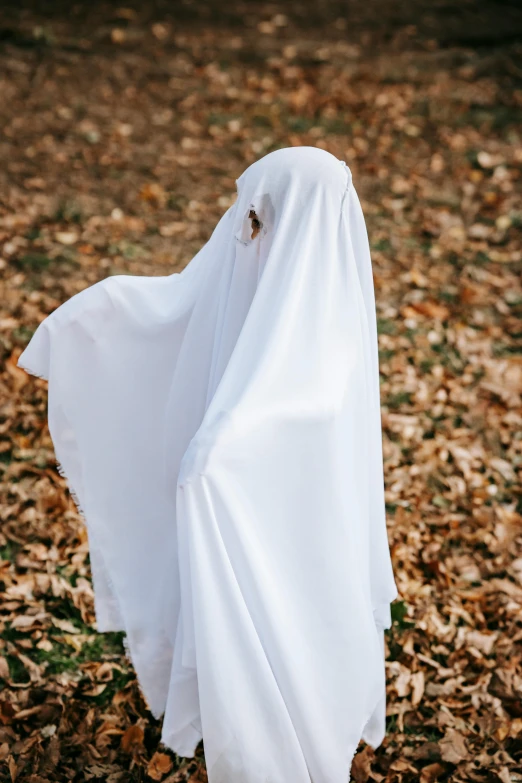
[6,350,29,392]
[81,683,107,697]
[439,728,469,764]
[159,222,186,238]
[10,612,48,631]
[188,764,208,783]
[51,617,81,634]
[140,183,167,207]
[0,657,10,680]
[351,745,375,782]
[121,724,145,754]
[420,762,446,783]
[147,752,174,781]
[411,301,450,321]
[8,755,17,783]
[55,231,79,245]
[411,671,425,706]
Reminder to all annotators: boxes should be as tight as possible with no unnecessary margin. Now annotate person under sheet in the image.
[17,146,398,783]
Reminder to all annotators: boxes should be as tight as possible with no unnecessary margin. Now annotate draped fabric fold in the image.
[17,146,398,782]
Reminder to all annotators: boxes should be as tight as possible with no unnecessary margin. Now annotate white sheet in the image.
[18,146,398,782]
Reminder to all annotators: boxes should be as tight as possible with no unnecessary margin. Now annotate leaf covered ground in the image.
[0,1,521,781]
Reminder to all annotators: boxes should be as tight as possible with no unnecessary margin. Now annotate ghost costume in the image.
[17,146,398,782]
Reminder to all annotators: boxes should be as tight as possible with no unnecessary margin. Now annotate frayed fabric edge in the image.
[56,456,167,719]
[57,453,168,720]
[161,721,203,760]
[347,688,387,783]
[17,356,49,384]
[18,353,165,721]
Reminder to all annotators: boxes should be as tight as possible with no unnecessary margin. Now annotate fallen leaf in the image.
[439,728,469,764]
[8,755,17,783]
[147,751,174,781]
[121,724,145,754]
[351,744,374,782]
[411,671,425,706]
[6,349,29,391]
[55,231,79,245]
[420,762,446,783]
[411,301,450,321]
[0,658,9,680]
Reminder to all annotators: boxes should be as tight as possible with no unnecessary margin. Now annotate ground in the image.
[0,1,521,781]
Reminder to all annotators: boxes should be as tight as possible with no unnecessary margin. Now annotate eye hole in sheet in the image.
[234,193,274,248]
[249,210,262,239]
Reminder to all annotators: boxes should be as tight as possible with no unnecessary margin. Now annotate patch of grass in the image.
[4,629,127,682]
[108,168,126,180]
[377,318,397,336]
[430,342,448,356]
[6,654,31,684]
[55,564,81,587]
[439,289,459,303]
[168,194,188,211]
[84,668,132,708]
[419,358,435,374]
[33,631,126,676]
[425,729,444,742]
[16,252,52,271]
[29,632,132,708]
[391,600,408,626]
[372,238,392,252]
[461,106,522,132]
[207,112,236,127]
[475,251,491,265]
[0,449,12,466]
[24,226,42,241]
[79,632,126,661]
[36,646,79,675]
[320,117,350,135]
[440,347,465,374]
[15,250,79,277]
[108,241,146,260]
[447,250,465,269]
[252,114,273,128]
[12,325,36,344]
[32,26,56,46]
[286,116,314,133]
[389,600,415,632]
[54,199,83,223]
[432,494,451,509]
[0,541,21,563]
[46,596,90,631]
[386,713,399,733]
[387,391,413,410]
[492,342,522,357]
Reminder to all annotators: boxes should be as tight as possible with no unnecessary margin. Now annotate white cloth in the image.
[18,146,398,782]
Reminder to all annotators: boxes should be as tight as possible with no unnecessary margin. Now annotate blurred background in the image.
[1,2,521,782]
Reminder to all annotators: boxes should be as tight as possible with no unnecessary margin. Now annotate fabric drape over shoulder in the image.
[18,146,398,783]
